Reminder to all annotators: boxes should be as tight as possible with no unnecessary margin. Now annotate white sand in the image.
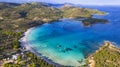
[19,27,63,66]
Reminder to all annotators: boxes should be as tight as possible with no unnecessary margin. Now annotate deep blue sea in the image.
[24,6,120,66]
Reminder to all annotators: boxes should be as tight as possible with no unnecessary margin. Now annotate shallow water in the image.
[23,6,120,66]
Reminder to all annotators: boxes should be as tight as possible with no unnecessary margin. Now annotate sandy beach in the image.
[19,27,63,66]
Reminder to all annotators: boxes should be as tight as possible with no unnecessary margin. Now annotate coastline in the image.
[19,27,64,67]
[19,27,35,51]
[87,41,120,67]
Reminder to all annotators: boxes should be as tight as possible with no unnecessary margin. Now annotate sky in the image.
[0,0,120,5]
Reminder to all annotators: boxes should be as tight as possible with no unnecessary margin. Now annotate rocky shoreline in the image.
[87,41,120,67]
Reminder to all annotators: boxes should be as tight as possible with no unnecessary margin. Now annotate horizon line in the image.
[1,1,120,6]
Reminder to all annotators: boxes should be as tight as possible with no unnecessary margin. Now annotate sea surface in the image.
[22,6,120,66]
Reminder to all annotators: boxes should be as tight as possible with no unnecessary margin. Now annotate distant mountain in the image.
[47,3,76,8]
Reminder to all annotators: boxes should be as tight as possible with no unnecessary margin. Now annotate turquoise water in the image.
[24,6,120,66]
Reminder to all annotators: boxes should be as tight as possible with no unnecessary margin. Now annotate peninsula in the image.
[86,41,120,67]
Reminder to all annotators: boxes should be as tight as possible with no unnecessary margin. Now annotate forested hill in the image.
[0,2,106,22]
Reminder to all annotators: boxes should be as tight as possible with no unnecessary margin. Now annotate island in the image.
[81,18,108,26]
[0,2,119,67]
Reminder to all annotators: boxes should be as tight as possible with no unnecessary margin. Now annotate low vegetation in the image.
[60,4,106,19]
[87,42,120,67]
[3,52,56,67]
